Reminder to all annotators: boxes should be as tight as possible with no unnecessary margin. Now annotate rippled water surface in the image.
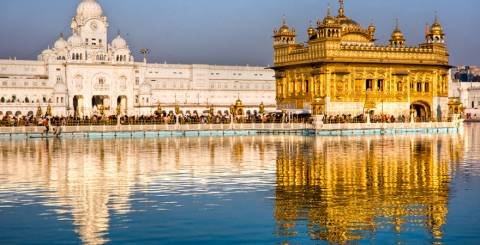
[1,125,480,244]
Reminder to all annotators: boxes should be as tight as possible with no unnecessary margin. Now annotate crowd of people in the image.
[322,114,410,124]
[0,111,445,128]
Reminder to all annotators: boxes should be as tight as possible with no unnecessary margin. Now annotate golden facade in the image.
[272,0,450,119]
[275,135,464,243]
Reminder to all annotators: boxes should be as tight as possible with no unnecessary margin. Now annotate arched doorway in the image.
[92,95,110,113]
[117,96,127,116]
[411,101,431,121]
[73,95,84,117]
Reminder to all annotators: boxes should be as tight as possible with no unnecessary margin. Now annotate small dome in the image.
[67,34,83,47]
[337,17,359,28]
[368,23,376,34]
[54,35,68,50]
[391,29,404,41]
[430,16,444,35]
[323,15,337,25]
[76,0,103,20]
[139,83,152,95]
[322,4,337,26]
[42,49,54,55]
[390,20,405,41]
[112,34,128,49]
[54,82,67,94]
[279,15,290,33]
[307,21,316,36]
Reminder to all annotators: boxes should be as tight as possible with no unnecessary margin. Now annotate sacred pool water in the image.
[1,124,479,244]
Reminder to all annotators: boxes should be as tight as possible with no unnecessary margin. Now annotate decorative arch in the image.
[411,101,431,120]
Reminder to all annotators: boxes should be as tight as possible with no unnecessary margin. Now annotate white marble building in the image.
[0,0,275,117]
[449,67,480,118]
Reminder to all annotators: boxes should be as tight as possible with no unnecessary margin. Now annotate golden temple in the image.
[272,0,450,119]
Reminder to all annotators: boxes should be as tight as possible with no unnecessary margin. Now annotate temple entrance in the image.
[117,96,127,115]
[411,101,431,121]
[73,95,84,117]
[92,95,110,115]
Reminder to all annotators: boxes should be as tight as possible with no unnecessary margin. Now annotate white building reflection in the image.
[0,136,279,245]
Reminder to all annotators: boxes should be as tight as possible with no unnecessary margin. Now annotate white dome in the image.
[76,0,103,20]
[68,34,83,47]
[139,83,152,95]
[54,82,68,94]
[54,36,68,50]
[41,49,54,55]
[112,34,128,49]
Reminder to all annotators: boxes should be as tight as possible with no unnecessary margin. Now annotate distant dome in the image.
[41,49,54,55]
[54,35,68,50]
[54,82,67,94]
[337,17,359,28]
[67,34,83,47]
[139,83,152,95]
[112,34,127,49]
[76,0,103,20]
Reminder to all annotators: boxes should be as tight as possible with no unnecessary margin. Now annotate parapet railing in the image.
[0,123,311,135]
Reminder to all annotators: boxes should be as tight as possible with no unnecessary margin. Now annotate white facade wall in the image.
[0,0,275,117]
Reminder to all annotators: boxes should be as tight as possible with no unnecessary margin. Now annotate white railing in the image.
[0,121,460,136]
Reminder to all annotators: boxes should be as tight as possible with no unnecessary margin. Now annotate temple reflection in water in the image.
[0,137,277,245]
[275,134,464,243]
[0,133,466,244]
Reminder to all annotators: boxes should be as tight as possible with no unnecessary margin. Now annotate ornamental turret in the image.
[307,21,317,40]
[368,21,376,40]
[273,15,296,46]
[389,19,406,47]
[317,4,342,39]
[426,13,445,44]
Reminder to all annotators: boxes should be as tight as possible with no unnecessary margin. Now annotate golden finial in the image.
[395,18,400,30]
[338,0,345,17]
[327,2,331,17]
[282,14,286,26]
[434,11,439,24]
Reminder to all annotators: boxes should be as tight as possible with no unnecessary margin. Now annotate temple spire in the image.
[434,11,439,24]
[338,0,345,17]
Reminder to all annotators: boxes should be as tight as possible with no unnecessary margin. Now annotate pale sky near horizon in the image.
[0,0,478,66]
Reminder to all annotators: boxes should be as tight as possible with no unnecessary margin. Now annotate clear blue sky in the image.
[0,0,478,66]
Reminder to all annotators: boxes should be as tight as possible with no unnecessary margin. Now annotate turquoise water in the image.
[0,124,479,244]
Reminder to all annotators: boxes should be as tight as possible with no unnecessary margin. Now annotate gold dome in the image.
[430,14,444,35]
[322,4,338,25]
[307,21,316,36]
[368,22,376,34]
[279,15,290,33]
[390,20,405,41]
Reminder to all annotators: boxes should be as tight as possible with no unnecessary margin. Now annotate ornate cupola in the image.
[389,19,406,47]
[307,20,317,40]
[273,15,296,46]
[426,13,445,44]
[317,4,341,39]
[367,20,376,40]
